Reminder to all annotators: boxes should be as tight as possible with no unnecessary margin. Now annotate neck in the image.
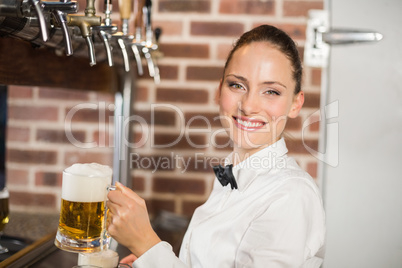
[231,138,282,166]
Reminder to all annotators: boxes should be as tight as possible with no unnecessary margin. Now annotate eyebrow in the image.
[225,74,287,89]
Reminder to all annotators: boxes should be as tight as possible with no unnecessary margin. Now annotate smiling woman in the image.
[106,25,326,268]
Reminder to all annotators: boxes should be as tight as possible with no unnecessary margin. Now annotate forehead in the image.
[226,42,294,83]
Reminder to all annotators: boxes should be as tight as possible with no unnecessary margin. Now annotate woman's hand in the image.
[120,254,137,265]
[107,182,161,257]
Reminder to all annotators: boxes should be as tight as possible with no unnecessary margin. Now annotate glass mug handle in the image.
[102,185,117,248]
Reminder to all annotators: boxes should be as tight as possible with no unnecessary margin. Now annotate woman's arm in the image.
[107,182,188,268]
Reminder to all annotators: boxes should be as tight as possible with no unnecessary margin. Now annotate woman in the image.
[107,25,326,267]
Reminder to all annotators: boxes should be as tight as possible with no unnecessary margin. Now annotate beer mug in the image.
[54,163,113,253]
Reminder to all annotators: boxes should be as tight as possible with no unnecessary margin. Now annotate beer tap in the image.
[109,0,133,72]
[92,0,118,66]
[42,0,78,56]
[31,0,49,42]
[141,0,160,83]
[130,0,144,75]
[66,0,101,66]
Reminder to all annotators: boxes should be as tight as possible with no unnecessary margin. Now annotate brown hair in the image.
[223,25,303,94]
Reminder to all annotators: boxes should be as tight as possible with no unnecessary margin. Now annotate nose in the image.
[239,91,261,115]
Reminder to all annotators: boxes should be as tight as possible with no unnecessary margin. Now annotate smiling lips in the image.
[233,116,267,131]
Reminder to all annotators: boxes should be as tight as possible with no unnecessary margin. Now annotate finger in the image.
[116,182,144,203]
[120,254,137,264]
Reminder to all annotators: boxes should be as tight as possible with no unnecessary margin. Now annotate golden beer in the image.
[58,199,105,240]
[55,163,112,253]
[0,197,9,232]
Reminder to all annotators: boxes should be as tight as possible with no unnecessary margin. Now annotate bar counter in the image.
[0,211,131,267]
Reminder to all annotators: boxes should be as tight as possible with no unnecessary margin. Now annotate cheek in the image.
[219,90,237,115]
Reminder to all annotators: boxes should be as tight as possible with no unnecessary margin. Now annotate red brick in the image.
[159,0,211,13]
[153,21,183,36]
[217,43,233,60]
[312,68,322,86]
[153,177,205,195]
[158,43,209,58]
[304,93,320,108]
[185,112,221,128]
[7,126,30,142]
[132,175,145,192]
[186,66,223,81]
[134,110,176,126]
[65,106,114,123]
[153,133,207,150]
[7,169,29,185]
[159,65,179,80]
[214,135,232,151]
[283,1,323,17]
[182,200,205,216]
[93,130,113,147]
[35,171,62,187]
[64,151,113,167]
[7,149,57,164]
[8,105,58,121]
[10,191,57,207]
[129,154,175,172]
[219,0,275,15]
[286,138,318,155]
[38,87,90,101]
[285,116,302,131]
[8,85,33,99]
[182,155,222,173]
[37,129,86,144]
[135,86,149,102]
[191,22,244,37]
[307,114,320,132]
[156,88,209,104]
[146,198,175,215]
[306,162,318,178]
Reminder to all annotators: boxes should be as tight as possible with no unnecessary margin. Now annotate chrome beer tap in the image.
[31,0,49,41]
[92,0,118,66]
[66,0,101,66]
[130,0,144,75]
[42,0,78,56]
[109,0,134,72]
[141,0,160,83]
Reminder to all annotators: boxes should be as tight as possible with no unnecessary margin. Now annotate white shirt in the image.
[133,138,326,268]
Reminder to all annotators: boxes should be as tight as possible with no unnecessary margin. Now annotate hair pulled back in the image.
[223,25,303,94]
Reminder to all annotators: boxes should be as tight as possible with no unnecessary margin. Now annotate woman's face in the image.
[218,41,304,154]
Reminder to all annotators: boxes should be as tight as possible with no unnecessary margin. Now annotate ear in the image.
[214,79,223,105]
[288,91,304,118]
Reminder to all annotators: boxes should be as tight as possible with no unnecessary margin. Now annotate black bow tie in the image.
[213,164,238,190]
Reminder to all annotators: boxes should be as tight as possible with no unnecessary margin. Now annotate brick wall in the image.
[6,0,323,216]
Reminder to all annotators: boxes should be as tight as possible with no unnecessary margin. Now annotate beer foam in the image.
[62,163,113,202]
[78,250,119,267]
[65,163,113,178]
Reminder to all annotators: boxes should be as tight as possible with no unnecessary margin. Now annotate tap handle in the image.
[54,10,73,55]
[142,46,160,83]
[131,44,144,75]
[118,38,130,72]
[84,35,96,66]
[31,0,49,42]
[99,30,114,66]
[154,27,161,43]
[134,0,145,40]
[104,0,112,26]
[119,0,132,35]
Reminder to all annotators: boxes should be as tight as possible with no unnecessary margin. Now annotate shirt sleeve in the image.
[235,178,326,268]
[132,241,188,268]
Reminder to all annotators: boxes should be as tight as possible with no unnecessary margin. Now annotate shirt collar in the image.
[224,138,289,192]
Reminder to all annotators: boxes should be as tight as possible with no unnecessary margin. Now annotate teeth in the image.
[236,118,264,128]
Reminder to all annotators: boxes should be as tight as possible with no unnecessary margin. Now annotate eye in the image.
[228,82,244,91]
[264,89,280,96]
